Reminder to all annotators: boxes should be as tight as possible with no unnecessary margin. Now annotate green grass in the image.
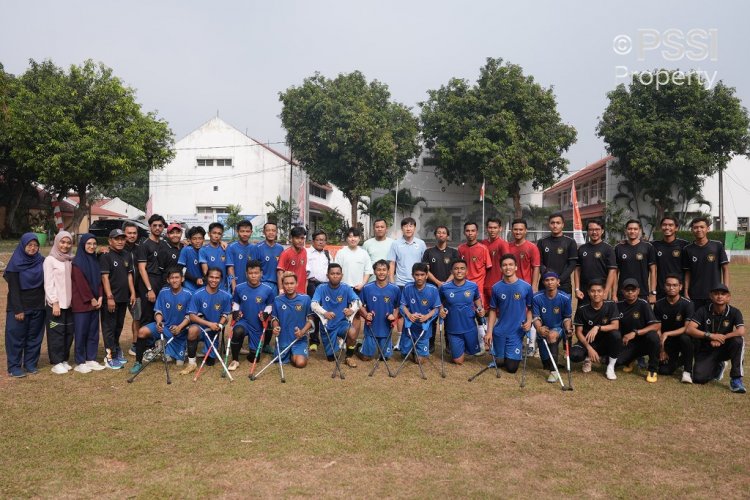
[0,265,749,498]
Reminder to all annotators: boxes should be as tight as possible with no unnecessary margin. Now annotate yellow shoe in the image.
[180,363,197,375]
[309,343,318,352]
[344,357,358,368]
[623,361,635,373]
[646,371,658,383]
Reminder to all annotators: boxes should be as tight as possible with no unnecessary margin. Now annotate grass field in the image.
[1,258,748,498]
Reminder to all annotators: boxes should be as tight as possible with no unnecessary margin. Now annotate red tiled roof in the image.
[545,155,614,194]
[91,199,126,217]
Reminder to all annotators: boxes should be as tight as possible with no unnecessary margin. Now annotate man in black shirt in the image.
[682,216,730,312]
[423,225,460,351]
[136,214,169,326]
[575,219,617,303]
[571,279,621,380]
[615,279,661,382]
[536,213,577,295]
[123,221,143,356]
[651,216,688,299]
[654,274,695,383]
[159,223,183,288]
[686,284,745,393]
[99,229,136,369]
[614,219,657,302]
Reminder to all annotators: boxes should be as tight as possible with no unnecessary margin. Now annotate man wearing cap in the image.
[615,278,661,382]
[158,223,184,289]
[99,229,136,369]
[532,271,573,382]
[686,283,746,393]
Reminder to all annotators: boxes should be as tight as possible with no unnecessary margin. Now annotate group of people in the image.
[3,212,745,393]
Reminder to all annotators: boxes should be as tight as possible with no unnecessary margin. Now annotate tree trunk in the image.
[512,186,522,219]
[5,186,25,236]
[349,193,359,229]
[66,189,88,236]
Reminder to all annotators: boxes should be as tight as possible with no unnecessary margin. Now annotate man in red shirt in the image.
[458,222,492,308]
[276,226,308,295]
[482,218,509,297]
[507,218,541,291]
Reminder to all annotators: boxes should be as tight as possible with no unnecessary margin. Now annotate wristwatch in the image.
[650,290,657,296]
[147,286,153,292]
[704,331,711,339]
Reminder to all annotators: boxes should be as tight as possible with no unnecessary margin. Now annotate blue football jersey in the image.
[178,245,203,291]
[189,287,232,323]
[312,282,360,330]
[490,279,533,335]
[272,293,313,345]
[154,288,192,327]
[255,241,284,283]
[531,291,572,330]
[360,282,401,338]
[226,241,258,285]
[232,282,275,334]
[400,283,441,317]
[440,280,481,334]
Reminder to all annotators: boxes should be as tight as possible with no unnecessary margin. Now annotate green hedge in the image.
[652,231,750,249]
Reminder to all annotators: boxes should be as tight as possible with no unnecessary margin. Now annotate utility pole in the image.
[718,169,724,230]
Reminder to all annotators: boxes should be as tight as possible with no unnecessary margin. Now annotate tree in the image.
[317,208,348,244]
[359,187,426,228]
[5,59,174,232]
[265,196,299,244]
[597,70,750,224]
[102,168,149,211]
[223,204,243,240]
[279,71,421,226]
[420,58,577,218]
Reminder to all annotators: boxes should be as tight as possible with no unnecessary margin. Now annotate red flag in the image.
[479,180,485,202]
[571,180,584,245]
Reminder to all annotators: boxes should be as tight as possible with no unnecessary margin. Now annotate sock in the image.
[346,346,355,358]
[188,357,196,365]
[608,357,617,370]
[136,337,147,363]
[187,339,198,358]
[231,338,242,361]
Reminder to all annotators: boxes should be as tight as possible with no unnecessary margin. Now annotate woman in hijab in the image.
[4,233,46,378]
[71,233,105,372]
[44,231,75,374]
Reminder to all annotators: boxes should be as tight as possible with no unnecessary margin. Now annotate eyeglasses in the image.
[151,223,164,227]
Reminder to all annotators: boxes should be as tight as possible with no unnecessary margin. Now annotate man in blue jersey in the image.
[226,219,258,293]
[178,226,206,292]
[400,263,441,364]
[256,222,284,295]
[271,272,313,367]
[130,267,192,373]
[180,267,232,375]
[199,223,228,290]
[228,259,275,371]
[312,263,361,367]
[439,259,484,364]
[486,254,533,373]
[532,271,573,382]
[358,260,400,361]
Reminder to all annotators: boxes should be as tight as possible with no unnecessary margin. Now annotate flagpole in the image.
[481,176,486,240]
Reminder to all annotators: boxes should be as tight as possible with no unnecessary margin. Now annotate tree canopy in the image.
[279,71,421,226]
[420,57,577,217]
[597,70,750,225]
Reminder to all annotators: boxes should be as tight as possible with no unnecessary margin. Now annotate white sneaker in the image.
[86,360,106,371]
[228,360,240,371]
[681,371,693,384]
[62,361,72,371]
[582,358,592,373]
[51,363,68,375]
[606,366,617,380]
[74,364,92,374]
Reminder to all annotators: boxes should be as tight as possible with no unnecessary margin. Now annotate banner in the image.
[571,180,585,245]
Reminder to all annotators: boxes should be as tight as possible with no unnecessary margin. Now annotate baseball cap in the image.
[621,278,640,289]
[109,229,125,238]
[711,283,730,293]
[166,223,182,233]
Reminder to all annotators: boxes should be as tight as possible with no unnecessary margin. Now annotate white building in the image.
[149,117,351,238]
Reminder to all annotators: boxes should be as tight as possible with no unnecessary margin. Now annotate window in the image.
[216,158,232,166]
[309,184,328,199]
[197,159,213,166]
[591,181,599,203]
[581,182,589,205]
[196,158,232,167]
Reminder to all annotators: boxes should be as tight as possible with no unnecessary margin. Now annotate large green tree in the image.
[279,71,421,226]
[597,70,750,224]
[420,58,577,217]
[5,59,174,232]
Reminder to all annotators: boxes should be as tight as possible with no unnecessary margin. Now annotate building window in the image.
[309,184,328,199]
[196,158,232,167]
[581,182,589,205]
[591,181,598,203]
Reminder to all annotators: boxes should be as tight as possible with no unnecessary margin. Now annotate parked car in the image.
[89,218,149,243]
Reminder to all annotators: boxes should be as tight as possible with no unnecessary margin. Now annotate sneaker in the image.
[128,344,137,356]
[605,365,617,380]
[646,371,658,383]
[51,363,68,375]
[143,349,157,363]
[393,344,400,352]
[176,360,184,367]
[344,357,358,368]
[74,364,92,374]
[582,358,592,373]
[105,357,123,370]
[309,343,318,352]
[62,361,72,371]
[116,353,128,365]
[488,359,497,368]
[636,356,647,370]
[205,357,216,367]
[547,372,558,383]
[180,363,197,375]
[730,377,746,394]
[129,362,142,374]
[714,361,726,381]
[86,360,106,371]
[681,371,693,384]
[622,361,635,373]
[9,369,27,378]
[228,360,240,371]
[25,366,39,375]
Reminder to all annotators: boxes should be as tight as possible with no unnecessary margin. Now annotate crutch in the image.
[438,317,446,378]
[520,330,531,388]
[127,334,176,384]
[541,336,566,390]
[468,343,501,381]
[319,316,345,379]
[366,317,392,377]
[276,335,286,383]
[250,335,303,381]
[392,318,431,379]
[564,335,574,391]
[193,326,234,382]
[221,309,239,378]
[248,311,272,379]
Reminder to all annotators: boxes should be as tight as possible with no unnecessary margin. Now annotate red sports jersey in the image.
[458,242,491,293]
[481,237,509,289]
[277,247,307,294]
[507,240,541,285]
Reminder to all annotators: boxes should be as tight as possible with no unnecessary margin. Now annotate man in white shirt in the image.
[306,230,330,352]
[362,218,393,283]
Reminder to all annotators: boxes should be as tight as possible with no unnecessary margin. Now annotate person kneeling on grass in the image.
[685,284,746,393]
[180,268,232,375]
[438,259,484,365]
[655,274,696,384]
[532,271,573,383]
[131,267,191,373]
[615,278,661,383]
[312,264,361,367]
[272,272,313,368]
[570,279,621,380]
[399,263,441,365]
[485,254,533,373]
[229,259,275,371]
[358,260,400,361]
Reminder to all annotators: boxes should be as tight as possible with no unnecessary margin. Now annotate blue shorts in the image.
[360,335,393,359]
[400,324,431,358]
[145,322,187,360]
[447,329,481,359]
[491,329,524,361]
[277,337,308,364]
[320,322,350,357]
[232,320,264,351]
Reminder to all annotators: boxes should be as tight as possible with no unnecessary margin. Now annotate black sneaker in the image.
[205,357,216,366]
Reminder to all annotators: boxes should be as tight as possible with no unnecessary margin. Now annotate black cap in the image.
[621,278,640,289]
[109,229,125,238]
[711,283,730,293]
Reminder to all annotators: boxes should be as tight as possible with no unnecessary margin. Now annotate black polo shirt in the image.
[617,298,659,334]
[537,235,578,287]
[653,296,694,333]
[689,304,744,350]
[99,248,133,302]
[682,240,729,300]
[577,241,616,291]
[615,240,656,298]
[573,301,620,335]
[652,238,689,296]
[422,246,460,283]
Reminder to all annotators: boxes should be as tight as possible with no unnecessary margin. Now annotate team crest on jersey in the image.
[595,252,602,259]
[636,253,644,260]
[675,314,682,321]
[255,296,262,304]
[172,253,177,260]
[556,247,564,255]
[472,256,478,262]
[275,256,280,261]
[221,255,226,262]
[281,304,287,310]
[177,304,183,311]
[520,253,526,260]
[513,293,521,300]
[603,317,609,323]
[421,299,428,306]
[707,254,716,262]
[383,297,390,303]
[464,291,472,298]
[214,303,221,310]
[337,296,343,303]
[553,307,560,314]
[443,257,450,264]
[491,250,497,257]
[672,250,681,257]
[633,311,641,319]
[301,259,305,265]
[723,319,730,327]
[295,304,303,311]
